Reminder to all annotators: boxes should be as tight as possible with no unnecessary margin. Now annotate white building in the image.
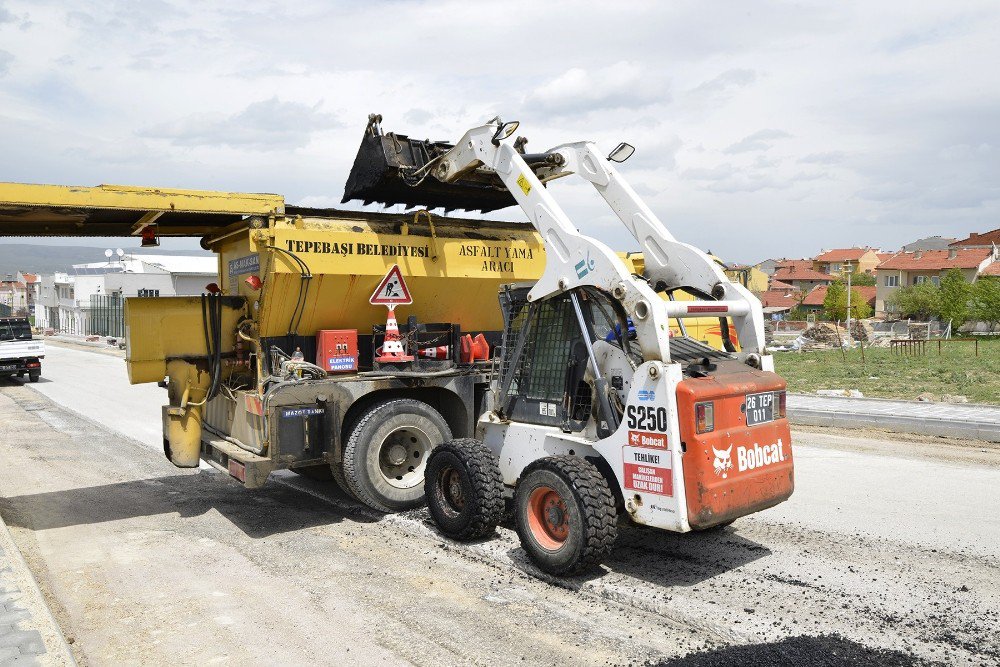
[34,254,217,335]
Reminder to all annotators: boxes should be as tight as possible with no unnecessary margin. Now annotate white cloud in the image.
[524,61,669,115]
[0,49,12,76]
[0,0,998,262]
[723,129,792,154]
[140,97,340,149]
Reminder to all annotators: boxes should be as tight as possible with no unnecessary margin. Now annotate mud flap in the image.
[341,114,516,213]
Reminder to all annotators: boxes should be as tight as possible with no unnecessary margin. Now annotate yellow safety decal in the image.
[516,173,532,196]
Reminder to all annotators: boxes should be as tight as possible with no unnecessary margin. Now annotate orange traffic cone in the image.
[418,345,450,359]
[376,307,414,362]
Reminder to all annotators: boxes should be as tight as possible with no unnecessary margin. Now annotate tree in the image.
[822,280,847,320]
[850,272,877,286]
[938,268,973,328]
[889,282,940,320]
[849,288,873,319]
[970,277,1000,330]
[824,280,873,320]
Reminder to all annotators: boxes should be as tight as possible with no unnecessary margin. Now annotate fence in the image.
[86,294,125,338]
[771,318,952,343]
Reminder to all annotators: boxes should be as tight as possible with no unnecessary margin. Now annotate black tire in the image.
[342,399,452,513]
[425,438,505,540]
[28,371,39,383]
[330,459,354,499]
[291,464,334,481]
[514,456,617,576]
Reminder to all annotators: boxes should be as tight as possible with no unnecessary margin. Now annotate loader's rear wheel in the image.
[425,438,504,540]
[514,456,617,576]
[342,399,452,512]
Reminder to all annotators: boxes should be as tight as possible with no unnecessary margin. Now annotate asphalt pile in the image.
[799,323,846,348]
[654,634,937,667]
[849,319,875,343]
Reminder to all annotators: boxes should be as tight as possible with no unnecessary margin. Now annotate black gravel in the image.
[652,634,940,667]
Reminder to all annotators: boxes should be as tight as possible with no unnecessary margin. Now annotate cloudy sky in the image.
[1,0,998,262]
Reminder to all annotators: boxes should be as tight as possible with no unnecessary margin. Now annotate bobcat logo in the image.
[713,446,733,478]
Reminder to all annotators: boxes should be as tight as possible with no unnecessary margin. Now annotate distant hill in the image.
[0,243,212,277]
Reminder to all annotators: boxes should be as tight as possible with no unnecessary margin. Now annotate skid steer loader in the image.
[345,116,794,575]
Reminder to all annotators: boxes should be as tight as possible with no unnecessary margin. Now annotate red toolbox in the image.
[316,329,358,373]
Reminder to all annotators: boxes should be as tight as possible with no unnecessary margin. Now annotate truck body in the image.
[0,318,43,382]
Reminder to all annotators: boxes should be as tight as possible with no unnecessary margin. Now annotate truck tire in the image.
[514,456,617,576]
[425,438,505,540]
[28,371,39,383]
[342,399,452,512]
[330,459,355,500]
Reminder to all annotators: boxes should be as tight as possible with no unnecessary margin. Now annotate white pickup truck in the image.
[0,317,44,382]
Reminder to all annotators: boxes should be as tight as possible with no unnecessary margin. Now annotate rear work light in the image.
[777,390,787,418]
[695,401,715,434]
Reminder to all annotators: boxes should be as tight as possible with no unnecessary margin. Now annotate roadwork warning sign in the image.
[369,264,413,306]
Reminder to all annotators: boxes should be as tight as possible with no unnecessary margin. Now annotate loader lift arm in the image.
[429,119,766,366]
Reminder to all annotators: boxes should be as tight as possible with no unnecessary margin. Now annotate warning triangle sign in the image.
[369,264,413,306]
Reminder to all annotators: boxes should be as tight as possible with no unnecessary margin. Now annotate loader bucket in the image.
[342,114,516,213]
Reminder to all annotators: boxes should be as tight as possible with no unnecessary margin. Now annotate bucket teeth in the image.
[342,114,516,213]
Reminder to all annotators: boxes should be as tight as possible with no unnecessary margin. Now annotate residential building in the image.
[758,286,802,319]
[772,260,835,292]
[769,279,796,291]
[34,254,217,335]
[950,227,1000,249]
[799,285,876,317]
[874,248,998,316]
[813,248,881,276]
[901,236,957,252]
[754,258,784,276]
[15,272,40,316]
[0,277,29,316]
[724,263,769,292]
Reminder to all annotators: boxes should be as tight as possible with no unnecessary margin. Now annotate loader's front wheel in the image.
[514,456,617,576]
[342,399,452,513]
[425,438,504,541]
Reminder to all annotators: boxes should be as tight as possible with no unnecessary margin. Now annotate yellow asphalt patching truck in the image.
[126,209,546,504]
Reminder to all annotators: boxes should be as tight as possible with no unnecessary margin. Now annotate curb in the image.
[788,409,1000,442]
[0,513,76,665]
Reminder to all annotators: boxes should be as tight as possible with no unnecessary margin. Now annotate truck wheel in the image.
[514,456,617,576]
[28,371,40,383]
[342,399,452,512]
[425,438,504,540]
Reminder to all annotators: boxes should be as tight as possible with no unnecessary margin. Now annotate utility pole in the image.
[844,261,852,343]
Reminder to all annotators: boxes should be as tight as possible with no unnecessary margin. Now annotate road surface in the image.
[0,343,996,665]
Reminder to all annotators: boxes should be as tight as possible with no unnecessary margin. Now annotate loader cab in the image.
[495,285,634,436]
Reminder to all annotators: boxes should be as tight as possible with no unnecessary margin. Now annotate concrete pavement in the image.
[788,393,1000,442]
[0,511,74,665]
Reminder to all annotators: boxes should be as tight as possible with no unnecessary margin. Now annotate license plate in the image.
[745,392,775,426]
[0,364,16,371]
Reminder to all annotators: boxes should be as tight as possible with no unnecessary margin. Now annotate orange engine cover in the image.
[676,368,794,529]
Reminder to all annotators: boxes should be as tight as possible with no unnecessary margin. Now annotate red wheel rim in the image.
[527,485,569,550]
